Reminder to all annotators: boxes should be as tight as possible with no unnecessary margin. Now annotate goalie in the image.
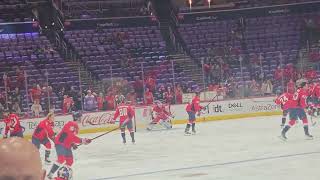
[147,101,173,131]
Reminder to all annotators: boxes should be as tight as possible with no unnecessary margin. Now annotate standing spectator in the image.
[203,61,212,84]
[31,99,42,118]
[175,84,183,104]
[133,77,144,98]
[97,92,104,111]
[249,79,260,96]
[105,91,115,110]
[30,84,42,103]
[287,79,295,94]
[12,101,21,115]
[164,86,174,104]
[11,87,22,110]
[304,67,317,81]
[69,86,81,110]
[274,66,283,81]
[62,95,74,115]
[84,90,97,111]
[145,76,156,93]
[127,89,137,105]
[144,88,154,105]
[3,73,13,91]
[16,67,25,89]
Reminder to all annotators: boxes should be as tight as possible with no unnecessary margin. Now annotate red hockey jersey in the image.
[32,118,55,140]
[55,121,81,149]
[4,114,22,136]
[286,88,309,109]
[275,93,293,110]
[113,104,135,123]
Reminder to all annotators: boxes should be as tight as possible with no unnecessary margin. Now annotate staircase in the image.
[64,61,102,92]
[169,53,205,88]
[153,0,175,53]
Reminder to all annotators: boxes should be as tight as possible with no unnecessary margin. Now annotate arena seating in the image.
[178,12,319,86]
[0,0,33,22]
[64,25,197,89]
[0,32,79,112]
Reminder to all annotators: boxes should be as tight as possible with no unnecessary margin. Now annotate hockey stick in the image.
[90,126,120,141]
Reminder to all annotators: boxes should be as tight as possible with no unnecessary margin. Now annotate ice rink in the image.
[43,115,320,180]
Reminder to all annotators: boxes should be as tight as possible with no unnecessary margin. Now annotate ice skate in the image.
[305,134,313,140]
[279,132,287,141]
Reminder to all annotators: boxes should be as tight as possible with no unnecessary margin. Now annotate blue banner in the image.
[0,22,38,34]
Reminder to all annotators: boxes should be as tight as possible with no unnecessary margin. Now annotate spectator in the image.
[164,86,174,104]
[16,67,25,89]
[105,91,115,110]
[12,102,21,115]
[97,92,104,110]
[274,66,283,81]
[145,76,156,93]
[11,87,21,110]
[69,86,81,111]
[62,95,74,115]
[203,61,212,84]
[30,84,42,103]
[304,67,317,81]
[133,77,144,98]
[249,79,260,96]
[175,84,183,104]
[31,99,42,118]
[261,79,273,96]
[84,90,97,111]
[3,73,13,91]
[287,79,295,94]
[144,88,154,105]
[127,89,137,105]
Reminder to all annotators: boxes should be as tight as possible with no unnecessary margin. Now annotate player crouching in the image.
[47,111,91,179]
[146,101,173,131]
[2,109,24,138]
[112,95,135,144]
[185,92,203,135]
[280,80,313,140]
[32,112,55,163]
[274,92,293,127]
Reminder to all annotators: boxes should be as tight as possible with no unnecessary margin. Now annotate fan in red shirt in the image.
[105,92,115,110]
[47,111,91,179]
[274,92,293,127]
[144,88,154,105]
[145,76,156,93]
[280,80,313,140]
[164,86,174,104]
[175,85,183,104]
[185,92,203,135]
[30,84,42,103]
[97,93,104,110]
[3,110,24,138]
[147,101,173,131]
[304,68,317,81]
[62,95,74,114]
[32,112,55,163]
[112,96,135,144]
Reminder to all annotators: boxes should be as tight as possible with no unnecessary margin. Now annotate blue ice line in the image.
[92,151,320,180]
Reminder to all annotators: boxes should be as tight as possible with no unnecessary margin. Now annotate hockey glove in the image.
[71,143,78,150]
[82,138,92,145]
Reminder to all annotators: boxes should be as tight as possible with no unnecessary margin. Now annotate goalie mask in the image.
[57,166,73,180]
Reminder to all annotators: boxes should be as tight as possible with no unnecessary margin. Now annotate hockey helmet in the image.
[296,79,308,88]
[117,94,125,103]
[72,111,82,121]
[57,166,73,180]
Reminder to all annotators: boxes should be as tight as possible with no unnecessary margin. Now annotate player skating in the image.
[112,95,135,144]
[2,109,24,138]
[146,101,173,131]
[274,92,293,127]
[280,80,313,140]
[185,92,203,135]
[47,111,92,179]
[32,111,55,163]
[307,81,320,117]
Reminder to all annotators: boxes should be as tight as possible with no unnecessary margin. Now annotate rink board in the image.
[0,97,281,139]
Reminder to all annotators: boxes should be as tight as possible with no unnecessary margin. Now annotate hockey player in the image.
[32,112,55,163]
[146,101,173,131]
[185,92,203,135]
[307,81,320,116]
[47,112,91,179]
[280,80,313,140]
[274,92,293,127]
[2,110,24,138]
[112,95,135,144]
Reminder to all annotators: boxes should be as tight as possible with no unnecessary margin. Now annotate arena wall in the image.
[0,97,281,139]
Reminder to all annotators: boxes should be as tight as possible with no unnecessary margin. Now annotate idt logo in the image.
[213,105,223,113]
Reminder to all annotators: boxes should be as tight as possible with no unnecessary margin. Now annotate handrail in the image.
[67,15,152,22]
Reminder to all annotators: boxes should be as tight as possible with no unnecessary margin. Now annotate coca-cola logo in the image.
[81,112,115,127]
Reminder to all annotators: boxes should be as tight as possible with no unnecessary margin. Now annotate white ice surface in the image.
[42,115,320,180]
